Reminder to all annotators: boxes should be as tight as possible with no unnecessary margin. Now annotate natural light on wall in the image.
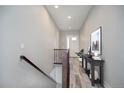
[72,37,77,41]
[67,37,70,49]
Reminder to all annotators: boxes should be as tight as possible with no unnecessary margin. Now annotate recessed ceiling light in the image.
[67,16,72,19]
[54,5,59,8]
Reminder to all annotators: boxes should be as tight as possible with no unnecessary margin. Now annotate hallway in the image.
[0,5,124,88]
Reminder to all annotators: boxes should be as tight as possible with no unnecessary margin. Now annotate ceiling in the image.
[45,5,92,31]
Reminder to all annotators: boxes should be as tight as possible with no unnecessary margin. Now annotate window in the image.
[72,37,77,41]
[67,36,70,49]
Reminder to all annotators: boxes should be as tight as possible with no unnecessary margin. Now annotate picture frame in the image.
[90,26,102,56]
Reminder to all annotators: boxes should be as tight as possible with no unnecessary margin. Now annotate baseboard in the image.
[104,81,111,88]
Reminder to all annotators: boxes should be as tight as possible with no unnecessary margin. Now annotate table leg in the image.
[82,57,84,68]
[85,59,87,72]
[91,61,95,86]
[100,62,104,87]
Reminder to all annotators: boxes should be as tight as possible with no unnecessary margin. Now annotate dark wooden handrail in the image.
[20,55,57,84]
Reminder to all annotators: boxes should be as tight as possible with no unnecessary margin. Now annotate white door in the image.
[67,36,79,57]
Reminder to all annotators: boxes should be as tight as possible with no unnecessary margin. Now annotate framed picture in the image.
[90,27,102,56]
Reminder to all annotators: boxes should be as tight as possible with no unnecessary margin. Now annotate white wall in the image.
[0,6,59,87]
[79,6,124,88]
[59,31,79,57]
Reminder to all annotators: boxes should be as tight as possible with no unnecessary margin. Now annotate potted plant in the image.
[76,49,84,62]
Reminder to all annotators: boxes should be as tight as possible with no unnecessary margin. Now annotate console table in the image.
[82,54,104,87]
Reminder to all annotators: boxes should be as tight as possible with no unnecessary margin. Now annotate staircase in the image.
[20,48,69,88]
[20,55,57,87]
[54,49,70,88]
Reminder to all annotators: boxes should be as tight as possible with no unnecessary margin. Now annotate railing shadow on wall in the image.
[54,49,70,88]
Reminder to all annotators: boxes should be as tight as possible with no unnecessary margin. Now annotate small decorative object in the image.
[75,49,84,58]
[94,52,98,57]
[87,46,92,58]
[87,46,91,55]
